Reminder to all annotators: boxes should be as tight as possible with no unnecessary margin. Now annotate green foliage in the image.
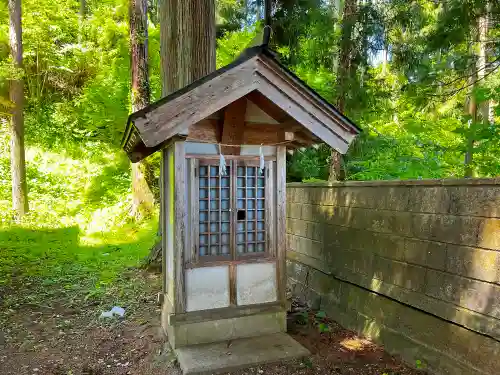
[275,0,500,181]
[315,310,326,318]
[314,310,330,333]
[0,0,499,309]
[287,145,330,182]
[0,0,158,306]
[0,141,157,304]
[217,26,257,67]
[293,310,330,333]
[415,359,423,369]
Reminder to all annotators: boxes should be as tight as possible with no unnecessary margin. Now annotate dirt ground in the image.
[0,271,425,375]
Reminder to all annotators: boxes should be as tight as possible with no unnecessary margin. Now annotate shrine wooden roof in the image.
[122,45,361,162]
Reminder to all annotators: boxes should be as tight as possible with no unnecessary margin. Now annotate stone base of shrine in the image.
[174,332,310,375]
[161,298,290,349]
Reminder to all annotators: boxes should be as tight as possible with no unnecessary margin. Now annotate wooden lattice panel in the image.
[198,163,232,257]
[196,160,268,260]
[236,165,266,254]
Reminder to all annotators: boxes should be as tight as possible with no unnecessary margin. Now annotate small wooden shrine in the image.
[122,43,360,373]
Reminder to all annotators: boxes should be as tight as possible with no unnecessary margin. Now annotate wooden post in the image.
[160,148,167,293]
[188,158,199,264]
[174,141,187,313]
[276,145,287,307]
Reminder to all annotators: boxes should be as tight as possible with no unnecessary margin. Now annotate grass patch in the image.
[0,141,158,309]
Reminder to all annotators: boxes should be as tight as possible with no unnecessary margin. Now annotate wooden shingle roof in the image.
[122,45,361,162]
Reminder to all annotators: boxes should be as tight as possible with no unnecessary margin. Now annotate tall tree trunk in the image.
[129,0,155,219]
[8,0,28,219]
[160,0,216,95]
[329,0,356,182]
[146,0,216,267]
[477,9,489,124]
[464,9,489,178]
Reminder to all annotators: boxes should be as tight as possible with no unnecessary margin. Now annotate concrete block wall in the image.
[286,179,500,375]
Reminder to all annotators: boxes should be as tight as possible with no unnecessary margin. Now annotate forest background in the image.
[0,0,499,304]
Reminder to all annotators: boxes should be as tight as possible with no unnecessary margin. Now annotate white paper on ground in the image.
[99,306,125,318]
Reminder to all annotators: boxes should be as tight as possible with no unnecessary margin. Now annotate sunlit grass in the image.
[0,141,158,304]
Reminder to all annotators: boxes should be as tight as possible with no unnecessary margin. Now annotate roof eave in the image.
[259,48,361,135]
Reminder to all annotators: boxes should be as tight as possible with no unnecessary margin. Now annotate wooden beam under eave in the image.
[246,91,289,123]
[221,98,247,155]
[186,119,315,147]
[293,131,315,146]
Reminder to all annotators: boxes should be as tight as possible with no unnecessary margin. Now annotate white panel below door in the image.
[236,262,277,305]
[186,266,230,311]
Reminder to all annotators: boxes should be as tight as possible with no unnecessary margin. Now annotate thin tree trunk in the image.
[464,9,489,178]
[477,10,489,124]
[129,0,155,219]
[485,2,495,124]
[464,69,477,178]
[79,0,87,42]
[381,40,388,75]
[80,0,86,18]
[329,0,356,182]
[147,0,216,267]
[8,0,28,219]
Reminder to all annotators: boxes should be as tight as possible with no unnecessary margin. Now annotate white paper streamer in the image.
[219,144,227,176]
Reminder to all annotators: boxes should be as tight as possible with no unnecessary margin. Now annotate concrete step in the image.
[175,332,310,375]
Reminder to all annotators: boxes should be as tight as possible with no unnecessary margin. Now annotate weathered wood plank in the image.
[229,263,237,306]
[221,98,247,154]
[187,120,311,146]
[256,78,349,154]
[246,90,292,123]
[257,56,358,138]
[185,256,276,269]
[255,60,355,146]
[189,158,199,264]
[185,154,276,160]
[243,123,290,145]
[186,119,219,143]
[245,98,279,124]
[160,148,168,293]
[276,146,287,306]
[174,141,187,313]
[266,161,276,257]
[166,146,176,300]
[136,61,258,147]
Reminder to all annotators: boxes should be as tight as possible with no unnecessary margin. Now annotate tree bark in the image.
[329,0,356,182]
[464,8,489,178]
[477,10,489,124]
[129,0,155,219]
[160,0,216,96]
[8,0,28,219]
[146,0,216,267]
